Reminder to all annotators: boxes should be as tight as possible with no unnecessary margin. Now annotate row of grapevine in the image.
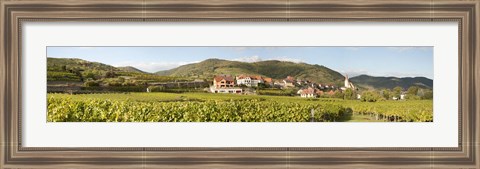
[344,101,433,122]
[47,97,347,122]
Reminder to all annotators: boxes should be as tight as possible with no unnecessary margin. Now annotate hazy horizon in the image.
[47,46,434,79]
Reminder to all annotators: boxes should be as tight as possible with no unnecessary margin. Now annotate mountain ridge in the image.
[350,74,433,90]
[155,58,346,85]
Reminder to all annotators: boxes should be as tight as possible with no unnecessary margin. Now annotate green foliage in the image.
[256,83,269,89]
[393,86,403,98]
[47,71,81,81]
[47,97,347,122]
[407,86,419,96]
[117,66,146,73]
[382,89,391,100]
[333,90,344,99]
[81,86,146,92]
[405,95,421,100]
[48,57,118,82]
[106,81,122,87]
[133,74,187,82]
[258,89,296,96]
[361,91,382,102]
[345,99,433,122]
[82,71,98,80]
[104,71,117,78]
[47,57,118,72]
[84,81,100,87]
[47,93,433,122]
[422,90,433,100]
[343,88,355,100]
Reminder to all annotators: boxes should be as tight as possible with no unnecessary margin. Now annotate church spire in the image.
[344,74,350,88]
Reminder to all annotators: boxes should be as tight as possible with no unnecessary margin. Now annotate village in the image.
[208,74,404,100]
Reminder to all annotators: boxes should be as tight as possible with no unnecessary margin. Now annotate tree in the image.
[406,86,420,100]
[382,89,391,100]
[333,90,344,99]
[360,91,382,102]
[407,86,419,96]
[84,81,100,87]
[343,88,355,100]
[257,83,268,90]
[104,71,117,78]
[422,89,433,99]
[71,69,84,82]
[83,72,96,80]
[393,86,403,99]
[118,77,125,83]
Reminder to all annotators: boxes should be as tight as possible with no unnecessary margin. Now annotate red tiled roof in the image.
[237,75,264,80]
[214,75,234,82]
[300,87,316,94]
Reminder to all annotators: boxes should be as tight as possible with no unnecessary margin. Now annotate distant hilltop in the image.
[350,75,433,90]
[155,58,346,86]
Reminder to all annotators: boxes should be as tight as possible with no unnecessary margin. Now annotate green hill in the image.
[47,57,147,82]
[156,58,345,85]
[349,75,433,90]
[47,57,118,72]
[117,66,147,74]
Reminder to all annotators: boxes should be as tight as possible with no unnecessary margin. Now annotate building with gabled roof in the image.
[211,75,242,94]
[298,87,318,98]
[213,75,235,88]
[236,74,265,87]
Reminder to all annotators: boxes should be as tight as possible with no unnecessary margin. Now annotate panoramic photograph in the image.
[47,47,433,122]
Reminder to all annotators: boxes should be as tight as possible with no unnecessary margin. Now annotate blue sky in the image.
[47,46,433,79]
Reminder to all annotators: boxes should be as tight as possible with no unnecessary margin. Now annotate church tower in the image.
[344,74,350,88]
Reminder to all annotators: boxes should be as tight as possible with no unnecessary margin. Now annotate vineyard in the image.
[47,93,433,122]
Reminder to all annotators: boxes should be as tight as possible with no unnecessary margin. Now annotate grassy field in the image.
[47,92,433,122]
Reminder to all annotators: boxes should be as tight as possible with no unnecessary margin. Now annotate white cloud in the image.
[233,55,262,62]
[113,61,199,73]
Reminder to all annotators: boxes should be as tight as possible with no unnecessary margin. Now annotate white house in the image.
[236,75,264,87]
[283,79,295,88]
[298,87,318,98]
[392,91,407,100]
[236,75,252,86]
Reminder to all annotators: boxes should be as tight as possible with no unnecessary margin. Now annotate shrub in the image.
[84,81,100,87]
[361,91,382,102]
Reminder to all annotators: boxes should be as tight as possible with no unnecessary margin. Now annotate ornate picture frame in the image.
[1,0,479,168]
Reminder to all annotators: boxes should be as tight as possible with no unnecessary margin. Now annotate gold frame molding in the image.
[1,0,479,168]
